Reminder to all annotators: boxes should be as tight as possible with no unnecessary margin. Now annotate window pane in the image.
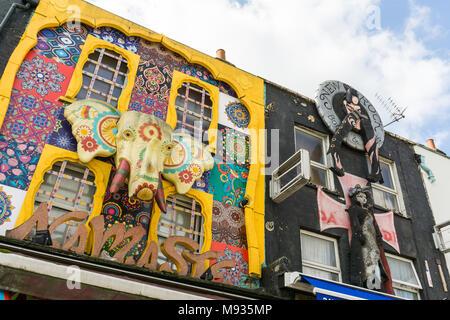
[310,166,328,187]
[373,188,398,211]
[380,162,394,189]
[387,256,419,286]
[393,288,419,300]
[301,233,337,267]
[302,265,340,282]
[295,130,325,164]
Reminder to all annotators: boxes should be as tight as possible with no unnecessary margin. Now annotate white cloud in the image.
[85,0,450,152]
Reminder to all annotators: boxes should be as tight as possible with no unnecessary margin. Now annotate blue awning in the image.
[284,272,402,300]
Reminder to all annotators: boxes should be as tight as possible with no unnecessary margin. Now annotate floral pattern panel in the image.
[12,51,74,103]
[1,89,63,146]
[212,200,247,249]
[0,184,27,236]
[0,135,43,190]
[90,26,140,53]
[210,241,249,286]
[32,23,92,67]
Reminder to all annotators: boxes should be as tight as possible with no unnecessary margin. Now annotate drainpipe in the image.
[0,0,39,34]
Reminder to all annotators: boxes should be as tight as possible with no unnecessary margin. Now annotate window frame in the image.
[385,253,422,300]
[300,229,342,282]
[370,157,407,216]
[294,126,335,191]
[64,34,140,113]
[14,144,112,240]
[167,70,220,154]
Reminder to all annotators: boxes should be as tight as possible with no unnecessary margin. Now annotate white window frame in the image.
[385,253,422,300]
[369,157,407,216]
[300,229,342,282]
[294,126,335,191]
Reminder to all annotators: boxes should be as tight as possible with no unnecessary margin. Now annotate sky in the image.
[85,0,450,155]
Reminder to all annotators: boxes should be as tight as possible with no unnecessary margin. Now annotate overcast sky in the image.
[85,0,450,155]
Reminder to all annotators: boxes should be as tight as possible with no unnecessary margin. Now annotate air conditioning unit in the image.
[433,220,450,253]
[270,149,311,203]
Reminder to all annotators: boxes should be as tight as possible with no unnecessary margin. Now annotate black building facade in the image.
[262,80,450,300]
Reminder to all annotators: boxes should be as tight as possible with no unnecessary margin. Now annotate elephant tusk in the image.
[110,159,130,194]
[155,172,167,214]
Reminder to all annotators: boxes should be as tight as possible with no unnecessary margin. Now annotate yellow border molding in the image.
[64,34,140,114]
[15,144,112,233]
[167,70,220,154]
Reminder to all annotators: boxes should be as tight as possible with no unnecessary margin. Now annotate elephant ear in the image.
[64,99,120,163]
[162,133,214,194]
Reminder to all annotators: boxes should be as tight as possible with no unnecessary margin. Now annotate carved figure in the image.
[64,99,214,212]
[347,184,389,291]
[328,88,383,183]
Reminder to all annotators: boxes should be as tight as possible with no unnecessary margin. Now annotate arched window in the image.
[34,160,96,244]
[156,193,204,266]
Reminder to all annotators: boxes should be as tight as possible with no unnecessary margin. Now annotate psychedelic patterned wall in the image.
[0,23,254,287]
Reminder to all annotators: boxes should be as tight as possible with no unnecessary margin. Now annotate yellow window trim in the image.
[0,0,266,277]
[64,34,140,114]
[15,144,112,234]
[167,70,220,154]
[149,180,213,255]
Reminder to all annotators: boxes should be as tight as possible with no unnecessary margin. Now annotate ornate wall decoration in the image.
[210,241,249,286]
[0,136,43,191]
[216,124,250,168]
[212,200,247,249]
[90,26,140,53]
[218,92,250,135]
[101,171,152,262]
[13,52,73,102]
[1,89,63,146]
[314,80,384,151]
[46,107,78,152]
[128,90,168,120]
[209,159,249,207]
[32,23,91,67]
[0,184,27,236]
[134,61,172,100]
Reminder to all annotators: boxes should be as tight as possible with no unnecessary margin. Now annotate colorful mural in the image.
[0,12,261,288]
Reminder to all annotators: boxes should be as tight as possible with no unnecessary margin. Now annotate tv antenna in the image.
[374,92,407,128]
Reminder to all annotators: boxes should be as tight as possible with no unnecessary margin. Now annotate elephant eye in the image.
[123,129,135,140]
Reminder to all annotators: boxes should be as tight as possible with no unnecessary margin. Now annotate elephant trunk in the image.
[110,159,130,194]
[155,172,167,214]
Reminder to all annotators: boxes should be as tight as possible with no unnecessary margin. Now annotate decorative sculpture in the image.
[64,99,214,212]
[347,184,393,293]
[328,88,383,183]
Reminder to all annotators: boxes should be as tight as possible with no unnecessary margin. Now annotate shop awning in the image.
[284,272,403,300]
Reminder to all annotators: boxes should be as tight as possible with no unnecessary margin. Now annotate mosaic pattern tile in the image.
[209,158,249,207]
[0,135,43,191]
[0,184,27,236]
[212,200,247,249]
[191,170,211,194]
[46,105,78,152]
[137,39,185,71]
[32,23,91,67]
[134,61,172,100]
[210,241,249,287]
[128,89,168,120]
[216,124,250,168]
[218,92,250,134]
[2,89,63,146]
[13,51,74,102]
[91,26,140,53]
[101,166,153,262]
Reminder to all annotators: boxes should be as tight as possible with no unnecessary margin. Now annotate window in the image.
[370,158,405,215]
[386,253,422,300]
[34,160,96,245]
[156,194,204,266]
[174,82,213,144]
[64,34,140,113]
[295,127,333,189]
[76,47,129,107]
[300,230,341,281]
